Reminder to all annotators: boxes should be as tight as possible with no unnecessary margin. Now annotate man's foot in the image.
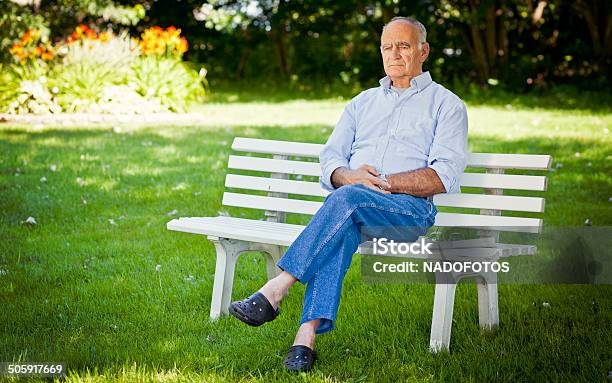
[228,272,297,327]
[228,292,280,327]
[292,320,319,350]
[283,345,316,372]
[258,272,296,309]
[282,319,319,371]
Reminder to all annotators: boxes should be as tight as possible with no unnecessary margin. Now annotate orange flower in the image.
[21,30,33,44]
[139,25,189,58]
[9,43,23,55]
[9,29,55,64]
[75,24,92,35]
[69,24,98,43]
[177,37,188,54]
[19,29,42,46]
[41,50,54,61]
[99,31,111,42]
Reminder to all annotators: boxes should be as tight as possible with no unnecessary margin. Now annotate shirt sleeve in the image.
[319,98,357,192]
[427,101,468,194]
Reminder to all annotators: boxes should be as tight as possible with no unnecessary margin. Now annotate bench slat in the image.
[228,155,320,176]
[188,216,304,234]
[225,174,545,212]
[231,138,552,170]
[434,194,544,213]
[228,156,547,191]
[222,192,542,232]
[433,213,541,232]
[460,173,547,191]
[496,243,537,256]
[226,174,327,196]
[223,191,320,214]
[168,216,302,245]
[233,137,321,158]
[467,153,552,170]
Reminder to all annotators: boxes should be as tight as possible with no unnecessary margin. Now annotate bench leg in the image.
[263,245,283,280]
[430,280,457,353]
[477,272,499,330]
[209,238,249,320]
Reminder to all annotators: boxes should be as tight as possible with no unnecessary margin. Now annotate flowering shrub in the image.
[61,30,138,67]
[9,29,54,64]
[1,30,54,111]
[53,30,140,113]
[2,24,206,114]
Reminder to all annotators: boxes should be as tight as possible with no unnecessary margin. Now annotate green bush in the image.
[130,57,207,112]
[2,74,61,115]
[0,61,58,114]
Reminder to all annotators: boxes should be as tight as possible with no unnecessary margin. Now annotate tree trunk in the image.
[269,0,290,79]
[574,0,612,77]
[273,28,290,78]
[469,0,490,83]
[236,47,251,80]
[498,7,509,65]
[575,0,603,56]
[485,5,498,77]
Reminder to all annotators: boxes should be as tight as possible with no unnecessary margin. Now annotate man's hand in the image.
[330,165,391,194]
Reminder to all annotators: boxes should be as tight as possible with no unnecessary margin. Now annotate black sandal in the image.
[228,292,279,327]
[283,345,317,372]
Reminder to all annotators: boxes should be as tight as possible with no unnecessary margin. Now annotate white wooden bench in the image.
[167,137,551,352]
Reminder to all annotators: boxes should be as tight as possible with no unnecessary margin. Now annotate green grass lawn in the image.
[0,101,611,382]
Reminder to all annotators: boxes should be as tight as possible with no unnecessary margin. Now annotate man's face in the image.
[380,21,430,81]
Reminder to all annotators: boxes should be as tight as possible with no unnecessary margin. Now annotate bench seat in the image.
[168,216,536,257]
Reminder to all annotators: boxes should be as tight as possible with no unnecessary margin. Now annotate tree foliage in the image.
[3,0,610,91]
[177,0,610,90]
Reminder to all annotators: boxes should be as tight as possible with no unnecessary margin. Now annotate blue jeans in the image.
[277,184,437,334]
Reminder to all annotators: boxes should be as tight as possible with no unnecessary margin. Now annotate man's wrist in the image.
[330,166,349,188]
[378,173,390,191]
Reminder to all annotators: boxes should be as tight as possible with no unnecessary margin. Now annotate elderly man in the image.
[228,16,468,372]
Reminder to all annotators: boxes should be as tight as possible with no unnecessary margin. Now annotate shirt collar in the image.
[379,71,433,93]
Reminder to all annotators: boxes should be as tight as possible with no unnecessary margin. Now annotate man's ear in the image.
[420,42,430,63]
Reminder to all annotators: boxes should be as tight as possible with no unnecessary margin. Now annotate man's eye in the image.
[398,43,411,49]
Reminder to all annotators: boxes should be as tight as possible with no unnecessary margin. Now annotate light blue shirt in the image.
[319,71,468,194]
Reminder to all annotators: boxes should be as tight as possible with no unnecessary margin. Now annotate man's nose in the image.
[390,45,401,58]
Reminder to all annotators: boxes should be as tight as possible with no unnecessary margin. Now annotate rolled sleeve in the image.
[428,101,468,194]
[319,99,357,191]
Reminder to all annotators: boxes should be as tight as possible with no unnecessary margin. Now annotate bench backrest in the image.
[222,137,552,233]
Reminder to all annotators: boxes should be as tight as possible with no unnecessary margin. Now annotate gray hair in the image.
[382,16,427,44]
